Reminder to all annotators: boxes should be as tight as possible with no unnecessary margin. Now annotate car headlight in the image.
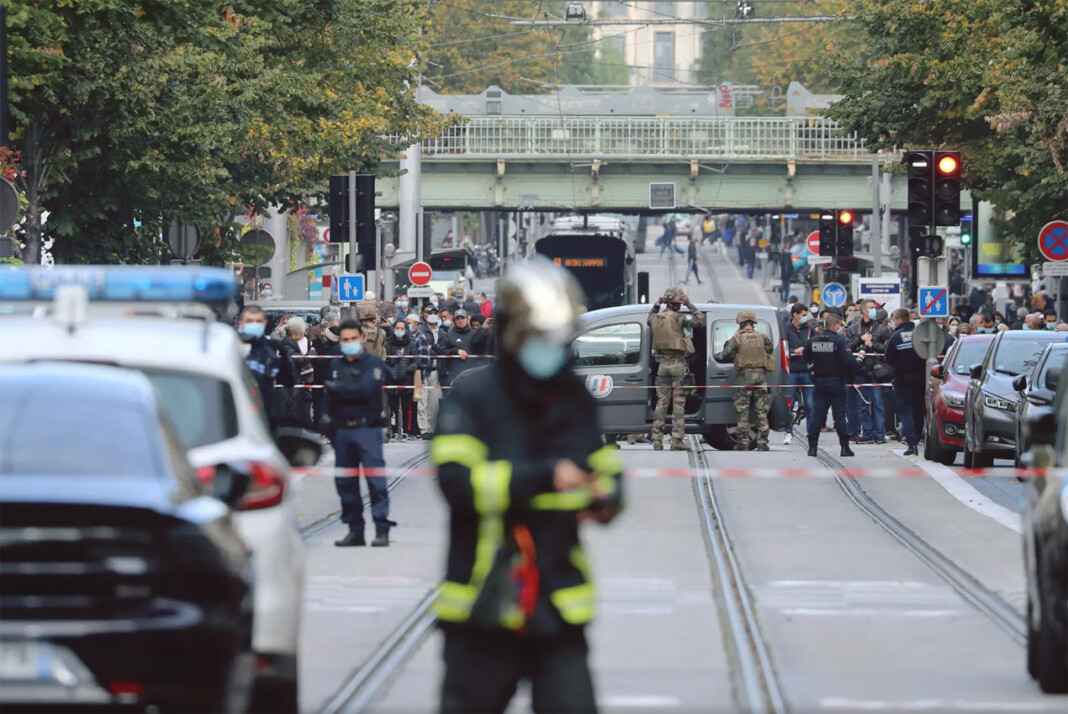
[941,390,965,409]
[983,394,1014,412]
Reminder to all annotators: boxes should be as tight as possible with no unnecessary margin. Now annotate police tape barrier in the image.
[276,382,895,390]
[300,354,491,359]
[293,465,1063,480]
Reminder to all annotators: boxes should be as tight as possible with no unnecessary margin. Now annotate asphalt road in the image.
[291,244,1064,713]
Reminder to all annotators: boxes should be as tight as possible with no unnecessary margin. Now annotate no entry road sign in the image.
[807,231,820,254]
[1038,220,1068,262]
[408,261,433,286]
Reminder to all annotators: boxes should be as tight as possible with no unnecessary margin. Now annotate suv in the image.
[1021,349,1068,693]
[570,303,789,449]
[925,335,994,465]
[962,330,1066,468]
[0,267,318,712]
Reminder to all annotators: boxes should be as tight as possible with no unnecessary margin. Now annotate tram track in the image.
[799,436,1027,646]
[300,451,431,540]
[690,434,787,714]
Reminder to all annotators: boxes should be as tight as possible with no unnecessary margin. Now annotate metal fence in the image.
[401,116,868,162]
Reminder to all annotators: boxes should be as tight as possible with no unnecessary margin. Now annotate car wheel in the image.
[705,425,756,451]
[1033,561,1068,693]
[937,450,957,467]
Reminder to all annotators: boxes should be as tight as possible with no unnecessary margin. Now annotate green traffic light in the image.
[961,232,972,245]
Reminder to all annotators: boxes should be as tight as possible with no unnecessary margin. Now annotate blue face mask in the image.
[240,322,265,340]
[867,308,877,320]
[517,339,570,380]
[394,330,407,339]
[399,301,409,309]
[442,319,452,328]
[1047,322,1057,330]
[1023,324,1031,330]
[978,326,994,334]
[341,341,363,357]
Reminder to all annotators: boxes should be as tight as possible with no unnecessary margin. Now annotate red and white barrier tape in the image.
[294,465,1060,479]
[298,354,490,359]
[277,382,894,390]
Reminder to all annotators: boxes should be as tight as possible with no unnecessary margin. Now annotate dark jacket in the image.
[884,321,927,379]
[803,330,855,382]
[312,328,342,384]
[273,337,313,428]
[439,326,478,386]
[846,316,892,376]
[386,333,418,385]
[784,319,812,374]
[326,351,388,427]
[431,358,624,635]
[244,336,295,427]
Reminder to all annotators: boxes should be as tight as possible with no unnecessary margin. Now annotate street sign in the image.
[918,286,949,318]
[821,282,847,308]
[406,285,434,298]
[649,183,676,210]
[806,230,820,254]
[167,221,200,260]
[912,318,944,361]
[1042,261,1068,277]
[1037,220,1068,262]
[855,277,902,313]
[408,261,433,286]
[337,274,365,302]
[808,255,833,266]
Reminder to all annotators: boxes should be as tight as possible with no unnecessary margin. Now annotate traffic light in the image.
[328,174,349,244]
[906,150,933,230]
[835,209,855,258]
[818,210,836,255]
[328,173,377,270]
[933,150,961,226]
[960,212,973,245]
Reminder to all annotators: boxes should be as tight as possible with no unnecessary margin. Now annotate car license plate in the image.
[0,641,52,681]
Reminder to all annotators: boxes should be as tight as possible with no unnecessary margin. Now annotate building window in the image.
[653,31,674,82]
[652,2,675,16]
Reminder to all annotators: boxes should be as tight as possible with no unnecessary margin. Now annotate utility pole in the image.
[871,155,882,277]
[348,169,357,290]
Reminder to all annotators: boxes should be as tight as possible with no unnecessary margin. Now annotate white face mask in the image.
[426,314,440,325]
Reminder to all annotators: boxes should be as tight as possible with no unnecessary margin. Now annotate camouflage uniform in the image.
[722,310,774,450]
[649,288,705,450]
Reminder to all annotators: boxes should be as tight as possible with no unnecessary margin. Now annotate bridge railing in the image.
[402,116,868,162]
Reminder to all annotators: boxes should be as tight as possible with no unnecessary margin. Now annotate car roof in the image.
[0,361,157,407]
[0,317,241,378]
[994,330,1068,343]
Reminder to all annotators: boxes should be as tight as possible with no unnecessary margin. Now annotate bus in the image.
[534,216,637,311]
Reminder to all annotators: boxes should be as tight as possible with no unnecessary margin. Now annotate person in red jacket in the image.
[477,291,494,319]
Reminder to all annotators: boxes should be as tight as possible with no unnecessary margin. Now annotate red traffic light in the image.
[937,154,959,175]
[837,210,854,225]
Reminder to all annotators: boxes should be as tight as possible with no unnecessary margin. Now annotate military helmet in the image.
[736,309,757,325]
[496,256,585,355]
[662,287,684,303]
[357,303,378,321]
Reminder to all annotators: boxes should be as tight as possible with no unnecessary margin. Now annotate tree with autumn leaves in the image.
[4,0,449,264]
[828,0,1068,263]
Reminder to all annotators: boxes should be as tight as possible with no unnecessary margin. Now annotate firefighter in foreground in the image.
[430,257,625,713]
[722,309,774,450]
[649,287,704,450]
[803,313,856,458]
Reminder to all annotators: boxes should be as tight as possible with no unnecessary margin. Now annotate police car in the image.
[0,266,318,711]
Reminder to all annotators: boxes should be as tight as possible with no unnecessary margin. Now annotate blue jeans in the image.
[853,384,885,440]
[786,372,813,435]
[333,426,391,533]
[659,240,683,257]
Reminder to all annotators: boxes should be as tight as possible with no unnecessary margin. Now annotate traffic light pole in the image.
[348,169,357,299]
[872,155,882,277]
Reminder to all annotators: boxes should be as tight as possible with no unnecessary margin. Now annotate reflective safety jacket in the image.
[430,358,624,636]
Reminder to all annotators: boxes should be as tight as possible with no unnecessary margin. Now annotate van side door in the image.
[571,319,649,432]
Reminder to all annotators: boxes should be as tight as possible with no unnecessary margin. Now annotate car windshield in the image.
[992,339,1059,377]
[0,398,161,477]
[141,370,239,449]
[951,341,991,375]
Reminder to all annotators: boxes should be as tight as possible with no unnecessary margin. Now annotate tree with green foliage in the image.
[827,0,1068,264]
[4,0,447,265]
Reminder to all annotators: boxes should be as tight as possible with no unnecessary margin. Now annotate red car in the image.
[925,334,995,465]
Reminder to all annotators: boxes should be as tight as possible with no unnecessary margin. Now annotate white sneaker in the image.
[782,433,793,445]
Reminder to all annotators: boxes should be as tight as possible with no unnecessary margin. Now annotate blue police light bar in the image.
[0,266,239,302]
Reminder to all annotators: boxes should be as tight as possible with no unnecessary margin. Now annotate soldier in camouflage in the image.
[649,288,705,451]
[722,309,774,451]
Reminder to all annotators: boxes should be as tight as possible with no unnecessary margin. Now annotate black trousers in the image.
[440,627,596,714]
[388,388,414,435]
[808,378,849,446]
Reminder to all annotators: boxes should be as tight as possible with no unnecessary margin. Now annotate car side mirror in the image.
[196,462,252,509]
[1046,367,1061,392]
[274,427,323,468]
[969,364,983,380]
[1012,374,1028,393]
[930,364,945,380]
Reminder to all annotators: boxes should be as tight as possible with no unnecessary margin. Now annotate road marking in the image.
[781,608,961,617]
[892,451,1022,534]
[821,698,1054,711]
[601,695,681,708]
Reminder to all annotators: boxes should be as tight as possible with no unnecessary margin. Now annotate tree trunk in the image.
[20,125,41,265]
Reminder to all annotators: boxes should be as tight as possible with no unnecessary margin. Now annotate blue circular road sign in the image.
[821,282,847,308]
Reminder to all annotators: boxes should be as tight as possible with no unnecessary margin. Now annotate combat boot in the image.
[807,444,818,457]
[732,442,749,451]
[840,443,855,457]
[335,530,366,547]
[756,444,770,451]
[670,440,688,451]
[372,529,390,547]
[652,437,664,451]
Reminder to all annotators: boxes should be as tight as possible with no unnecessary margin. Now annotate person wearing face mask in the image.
[782,303,814,444]
[325,320,394,547]
[803,314,856,457]
[395,297,413,322]
[976,311,997,334]
[1042,309,1059,329]
[845,301,891,445]
[430,257,624,713]
[312,311,343,435]
[649,288,705,450]
[237,306,296,430]
[386,319,417,441]
[723,310,775,451]
[883,307,926,456]
[273,316,315,430]
[412,304,444,439]
[439,309,478,387]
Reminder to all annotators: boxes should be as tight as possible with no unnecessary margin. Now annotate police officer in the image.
[237,305,295,429]
[803,313,856,457]
[431,258,624,713]
[883,307,926,456]
[649,287,705,451]
[326,319,395,547]
[722,310,774,451]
